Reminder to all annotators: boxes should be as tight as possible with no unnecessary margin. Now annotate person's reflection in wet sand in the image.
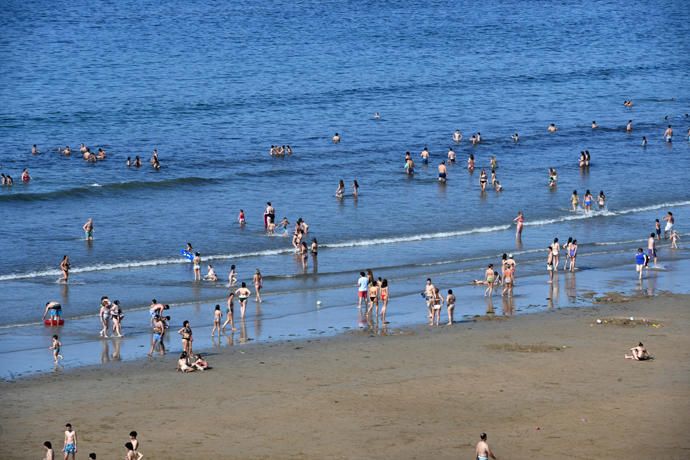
[254,304,263,339]
[101,340,111,364]
[565,272,577,302]
[239,319,249,344]
[501,295,514,316]
[485,296,495,315]
[60,282,69,306]
[225,332,235,347]
[111,338,122,361]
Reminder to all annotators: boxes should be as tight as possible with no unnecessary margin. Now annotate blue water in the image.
[1,0,689,369]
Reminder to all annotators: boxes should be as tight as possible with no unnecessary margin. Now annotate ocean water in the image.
[1,0,689,373]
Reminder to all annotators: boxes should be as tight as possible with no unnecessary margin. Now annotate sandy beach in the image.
[1,294,689,459]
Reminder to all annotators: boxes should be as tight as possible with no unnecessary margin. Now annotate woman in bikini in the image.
[192,253,201,281]
[430,287,444,326]
[222,291,236,332]
[583,190,593,212]
[446,289,456,325]
[479,168,488,191]
[568,239,578,272]
[379,279,389,324]
[571,190,580,211]
[513,211,524,238]
[253,269,263,302]
[367,282,379,317]
[235,283,251,319]
[467,154,475,172]
[484,264,496,297]
[502,266,514,297]
[60,255,70,283]
[300,241,309,269]
[178,320,193,355]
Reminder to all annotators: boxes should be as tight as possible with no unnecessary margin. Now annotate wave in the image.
[1,200,689,281]
[0,177,217,202]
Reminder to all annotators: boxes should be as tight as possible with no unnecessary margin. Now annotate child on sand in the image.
[49,335,63,364]
[43,441,54,460]
[63,423,77,460]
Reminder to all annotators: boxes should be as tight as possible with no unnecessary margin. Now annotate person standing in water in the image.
[60,255,70,283]
[598,191,606,209]
[49,334,63,364]
[211,305,222,337]
[379,279,389,324]
[663,212,674,239]
[352,179,359,198]
[253,269,263,302]
[647,233,658,267]
[452,129,462,144]
[332,132,341,144]
[663,125,673,142]
[438,161,447,183]
[420,146,430,164]
[82,218,94,241]
[626,120,633,132]
[335,179,345,198]
[551,238,561,271]
[479,168,488,191]
[571,190,580,211]
[235,282,251,319]
[583,190,594,212]
[513,211,524,238]
[548,123,557,132]
[192,253,201,281]
[222,291,236,332]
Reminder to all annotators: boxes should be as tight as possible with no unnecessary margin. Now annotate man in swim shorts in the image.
[357,272,368,308]
[438,161,447,182]
[82,218,94,240]
[647,233,657,267]
[42,301,62,322]
[63,423,78,460]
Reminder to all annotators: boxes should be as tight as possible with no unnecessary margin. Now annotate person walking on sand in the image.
[513,211,524,238]
[99,298,111,338]
[430,287,443,326]
[253,269,263,302]
[49,334,63,364]
[63,423,78,460]
[446,289,455,325]
[147,316,166,356]
[475,432,497,460]
[357,272,368,308]
[222,291,236,332]
[82,218,94,241]
[235,282,251,319]
[211,305,222,337]
[547,247,555,284]
[635,248,647,280]
[59,255,70,283]
[663,212,674,239]
[484,264,496,297]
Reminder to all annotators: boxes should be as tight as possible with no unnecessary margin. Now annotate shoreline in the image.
[1,293,689,459]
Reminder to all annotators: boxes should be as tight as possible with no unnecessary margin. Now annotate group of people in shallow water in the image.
[269,145,293,156]
[356,270,390,324]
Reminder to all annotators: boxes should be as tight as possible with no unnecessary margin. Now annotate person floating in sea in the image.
[511,132,519,142]
[373,112,381,120]
[49,334,63,364]
[475,432,497,460]
[82,218,94,241]
[662,212,674,239]
[626,120,633,132]
[513,211,524,238]
[438,161,447,183]
[547,123,557,132]
[332,132,341,144]
[625,342,651,360]
[623,100,633,107]
[59,255,70,283]
[591,121,598,129]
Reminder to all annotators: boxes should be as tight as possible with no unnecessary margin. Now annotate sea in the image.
[1,0,689,377]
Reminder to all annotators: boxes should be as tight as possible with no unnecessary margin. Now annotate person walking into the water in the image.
[647,233,658,267]
[513,211,524,238]
[357,272,368,308]
[438,161,447,183]
[663,212,674,239]
[235,283,251,319]
[60,255,70,283]
[253,269,263,302]
[635,248,647,280]
[82,218,94,241]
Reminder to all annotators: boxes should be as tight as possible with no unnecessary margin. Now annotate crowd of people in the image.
[41,425,143,460]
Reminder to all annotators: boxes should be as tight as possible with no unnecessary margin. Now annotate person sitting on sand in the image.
[193,354,209,370]
[177,352,195,372]
[625,342,651,361]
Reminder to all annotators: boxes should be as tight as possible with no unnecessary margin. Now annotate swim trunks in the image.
[153,333,162,342]
[439,173,446,179]
[647,248,656,258]
[65,443,76,454]
[358,291,367,299]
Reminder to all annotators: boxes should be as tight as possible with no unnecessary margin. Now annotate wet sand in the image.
[1,294,689,459]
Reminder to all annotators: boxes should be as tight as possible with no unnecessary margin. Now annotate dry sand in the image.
[1,295,689,459]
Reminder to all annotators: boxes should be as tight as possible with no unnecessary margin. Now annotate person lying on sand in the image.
[193,354,210,371]
[625,342,651,360]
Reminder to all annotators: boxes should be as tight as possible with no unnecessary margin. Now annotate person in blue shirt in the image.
[635,248,648,280]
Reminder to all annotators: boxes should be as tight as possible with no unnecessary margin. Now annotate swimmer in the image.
[641,136,648,147]
[662,211,674,238]
[591,121,598,129]
[235,282,251,318]
[467,154,475,171]
[438,161,447,183]
[547,123,557,132]
[204,265,218,282]
[663,125,673,142]
[373,112,381,120]
[332,132,341,144]
[21,168,30,182]
[511,132,519,142]
[625,342,651,360]
[570,190,580,211]
[63,145,71,156]
[31,144,39,155]
[193,252,201,281]
[335,179,345,198]
[623,100,633,107]
[228,264,237,286]
[475,432,497,460]
[238,209,246,225]
[421,146,430,164]
[670,230,680,249]
[476,132,482,143]
[494,180,503,192]
[286,145,293,155]
[49,334,63,363]
[211,305,222,337]
[352,179,359,197]
[635,248,647,279]
[82,218,94,241]
[447,147,456,162]
[96,148,106,160]
[452,129,462,144]
[134,156,141,167]
[598,190,606,209]
[626,120,633,132]
[513,211,524,238]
